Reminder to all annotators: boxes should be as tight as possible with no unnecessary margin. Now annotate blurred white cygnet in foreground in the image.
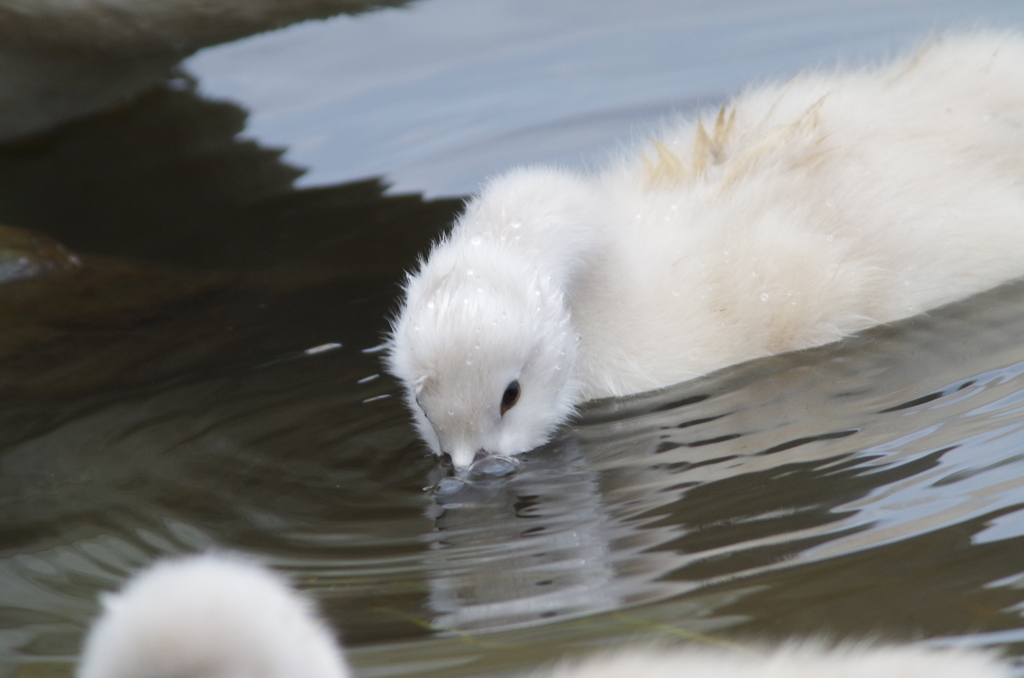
[77,554,350,678]
[77,554,1011,678]
[386,32,1024,470]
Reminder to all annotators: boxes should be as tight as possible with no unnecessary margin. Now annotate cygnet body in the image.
[77,555,1011,678]
[546,644,1011,678]
[76,554,350,678]
[387,32,1024,469]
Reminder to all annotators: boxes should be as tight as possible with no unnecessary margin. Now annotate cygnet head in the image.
[77,553,349,678]
[387,168,598,470]
[387,242,579,469]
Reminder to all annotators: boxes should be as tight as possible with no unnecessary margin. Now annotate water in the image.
[186,0,1024,196]
[2,1,1024,676]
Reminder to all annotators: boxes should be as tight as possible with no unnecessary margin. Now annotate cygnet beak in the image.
[442,450,522,479]
[443,449,483,471]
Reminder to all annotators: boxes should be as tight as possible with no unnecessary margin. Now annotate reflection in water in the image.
[0,77,456,279]
[3,5,1024,678]
[413,279,1024,641]
[0,77,460,669]
[184,0,1024,196]
[424,443,681,631]
[0,0,412,142]
[0,223,82,283]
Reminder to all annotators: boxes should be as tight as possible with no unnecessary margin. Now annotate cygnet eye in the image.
[500,380,521,416]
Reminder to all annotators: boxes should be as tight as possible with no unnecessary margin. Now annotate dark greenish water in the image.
[2,1,1024,677]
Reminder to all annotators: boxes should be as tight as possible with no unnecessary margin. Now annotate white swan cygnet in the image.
[76,554,350,678]
[546,644,1012,678]
[386,32,1024,470]
[77,554,1011,678]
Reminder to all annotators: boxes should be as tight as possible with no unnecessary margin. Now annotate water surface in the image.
[2,1,1024,676]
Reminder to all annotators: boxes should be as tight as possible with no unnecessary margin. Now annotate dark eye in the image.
[500,380,520,416]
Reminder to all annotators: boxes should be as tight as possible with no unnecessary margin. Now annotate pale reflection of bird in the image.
[77,554,1011,678]
[386,32,1024,470]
